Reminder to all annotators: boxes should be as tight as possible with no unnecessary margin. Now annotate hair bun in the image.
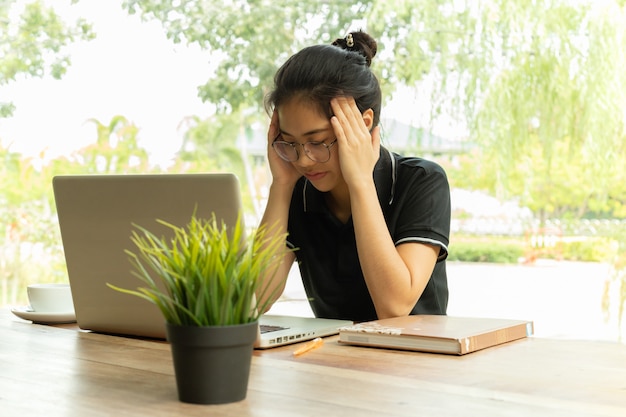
[331,30,378,66]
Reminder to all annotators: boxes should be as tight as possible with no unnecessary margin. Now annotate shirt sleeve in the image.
[390,158,451,261]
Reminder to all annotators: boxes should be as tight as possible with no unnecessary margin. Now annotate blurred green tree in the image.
[77,115,152,173]
[0,0,94,117]
[123,0,626,222]
[0,113,155,305]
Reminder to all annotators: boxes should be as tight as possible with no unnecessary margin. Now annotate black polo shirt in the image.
[287,147,450,322]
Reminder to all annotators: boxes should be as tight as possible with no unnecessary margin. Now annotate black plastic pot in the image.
[166,321,258,404]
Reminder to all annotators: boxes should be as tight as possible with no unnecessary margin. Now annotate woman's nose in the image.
[294,151,316,167]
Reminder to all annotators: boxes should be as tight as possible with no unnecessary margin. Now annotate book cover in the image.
[338,315,534,355]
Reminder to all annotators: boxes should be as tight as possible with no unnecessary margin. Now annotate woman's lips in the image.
[304,171,326,181]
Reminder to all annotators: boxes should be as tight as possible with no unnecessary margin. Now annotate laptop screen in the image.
[53,173,243,339]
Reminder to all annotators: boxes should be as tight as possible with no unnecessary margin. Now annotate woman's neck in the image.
[325,182,351,224]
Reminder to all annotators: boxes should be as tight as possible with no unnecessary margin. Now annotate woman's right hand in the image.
[267,110,302,188]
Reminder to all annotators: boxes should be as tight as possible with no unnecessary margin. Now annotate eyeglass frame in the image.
[271,135,338,163]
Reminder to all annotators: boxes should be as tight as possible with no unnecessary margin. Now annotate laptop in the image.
[52,173,351,348]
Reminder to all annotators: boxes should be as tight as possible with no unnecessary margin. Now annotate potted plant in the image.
[108,212,290,405]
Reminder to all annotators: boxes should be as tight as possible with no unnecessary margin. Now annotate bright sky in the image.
[0,1,214,166]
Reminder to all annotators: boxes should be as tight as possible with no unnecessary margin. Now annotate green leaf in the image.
[108,211,293,326]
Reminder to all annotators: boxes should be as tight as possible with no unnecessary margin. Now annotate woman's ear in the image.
[362,108,374,131]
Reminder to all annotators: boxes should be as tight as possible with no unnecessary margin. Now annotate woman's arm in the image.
[330,97,438,318]
[255,111,299,312]
[350,180,438,318]
[256,184,297,312]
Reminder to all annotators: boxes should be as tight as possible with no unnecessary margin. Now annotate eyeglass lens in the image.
[273,141,335,163]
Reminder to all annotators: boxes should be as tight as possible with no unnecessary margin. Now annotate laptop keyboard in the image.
[260,324,288,334]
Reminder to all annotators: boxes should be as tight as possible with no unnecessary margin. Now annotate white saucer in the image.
[10,306,76,324]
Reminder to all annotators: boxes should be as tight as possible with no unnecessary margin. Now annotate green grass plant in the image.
[108,213,291,327]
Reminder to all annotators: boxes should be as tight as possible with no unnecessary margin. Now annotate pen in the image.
[293,337,324,356]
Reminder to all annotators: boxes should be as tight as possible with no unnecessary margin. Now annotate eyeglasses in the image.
[272,137,337,163]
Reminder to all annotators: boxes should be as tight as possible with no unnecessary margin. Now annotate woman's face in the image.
[276,98,344,193]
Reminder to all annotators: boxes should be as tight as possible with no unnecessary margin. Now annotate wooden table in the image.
[2,309,625,416]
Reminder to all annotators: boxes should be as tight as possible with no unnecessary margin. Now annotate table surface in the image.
[2,309,625,416]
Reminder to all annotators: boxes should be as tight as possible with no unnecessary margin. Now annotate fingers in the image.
[331,97,358,142]
[268,109,280,143]
[332,97,361,126]
[330,97,374,145]
[371,125,381,154]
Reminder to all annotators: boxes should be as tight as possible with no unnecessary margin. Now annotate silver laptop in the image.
[52,173,351,348]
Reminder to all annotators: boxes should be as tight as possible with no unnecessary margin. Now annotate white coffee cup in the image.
[27,283,74,313]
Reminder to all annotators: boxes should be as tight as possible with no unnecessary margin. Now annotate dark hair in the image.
[265,30,382,127]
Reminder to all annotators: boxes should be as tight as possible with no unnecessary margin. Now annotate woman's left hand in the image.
[330,96,381,189]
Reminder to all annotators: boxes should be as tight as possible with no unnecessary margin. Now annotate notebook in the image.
[52,173,351,348]
[338,315,534,355]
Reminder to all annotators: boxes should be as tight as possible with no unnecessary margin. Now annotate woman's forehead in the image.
[277,99,332,137]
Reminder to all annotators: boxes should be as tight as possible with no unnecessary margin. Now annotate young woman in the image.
[258,31,451,322]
